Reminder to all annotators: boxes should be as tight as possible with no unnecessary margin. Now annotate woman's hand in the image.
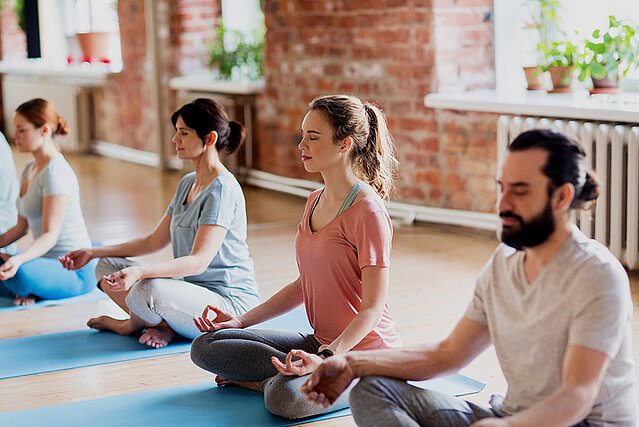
[101,266,142,292]
[272,349,323,377]
[193,305,243,332]
[0,255,22,280]
[59,248,94,270]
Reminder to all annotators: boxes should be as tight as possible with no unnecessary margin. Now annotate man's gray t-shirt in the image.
[0,134,19,242]
[465,225,636,426]
[17,153,91,258]
[166,171,259,312]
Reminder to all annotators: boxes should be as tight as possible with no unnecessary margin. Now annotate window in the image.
[38,0,122,70]
[494,0,639,92]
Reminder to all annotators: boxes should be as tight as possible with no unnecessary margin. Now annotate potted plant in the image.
[209,19,264,81]
[522,0,563,90]
[541,39,579,92]
[577,16,639,94]
[74,0,118,63]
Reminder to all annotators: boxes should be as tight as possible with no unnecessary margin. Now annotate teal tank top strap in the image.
[336,181,366,217]
[309,188,323,218]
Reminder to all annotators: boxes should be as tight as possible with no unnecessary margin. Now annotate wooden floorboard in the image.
[2,151,638,425]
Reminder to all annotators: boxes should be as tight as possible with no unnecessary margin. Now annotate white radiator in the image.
[497,115,639,270]
[2,75,92,153]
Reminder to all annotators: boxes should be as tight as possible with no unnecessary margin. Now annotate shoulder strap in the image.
[336,181,366,217]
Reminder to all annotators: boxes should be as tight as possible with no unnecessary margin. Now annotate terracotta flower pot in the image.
[548,66,574,93]
[590,75,620,95]
[76,32,112,62]
[523,66,550,91]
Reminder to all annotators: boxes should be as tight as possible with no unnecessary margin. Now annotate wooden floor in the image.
[2,151,638,425]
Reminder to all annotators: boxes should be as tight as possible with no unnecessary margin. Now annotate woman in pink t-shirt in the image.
[190,94,402,419]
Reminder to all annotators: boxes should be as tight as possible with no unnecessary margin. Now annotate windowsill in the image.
[169,74,265,95]
[424,89,639,123]
[0,59,119,85]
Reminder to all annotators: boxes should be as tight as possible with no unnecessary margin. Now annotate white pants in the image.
[95,257,250,339]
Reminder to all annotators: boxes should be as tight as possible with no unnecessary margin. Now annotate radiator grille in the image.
[2,75,92,153]
[498,115,639,269]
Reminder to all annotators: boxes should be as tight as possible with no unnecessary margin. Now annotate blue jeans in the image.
[0,257,97,299]
[350,376,591,427]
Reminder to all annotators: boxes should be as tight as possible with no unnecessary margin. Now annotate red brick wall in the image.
[94,0,152,151]
[94,0,221,152]
[174,0,221,74]
[256,0,497,212]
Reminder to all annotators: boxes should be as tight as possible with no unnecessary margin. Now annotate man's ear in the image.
[205,130,218,146]
[554,183,575,212]
[340,136,353,152]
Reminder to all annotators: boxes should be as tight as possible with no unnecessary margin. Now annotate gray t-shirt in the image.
[0,134,18,238]
[166,171,259,312]
[465,225,636,426]
[17,153,91,258]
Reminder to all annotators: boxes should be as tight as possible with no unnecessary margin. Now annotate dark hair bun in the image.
[225,120,245,154]
[576,171,600,206]
[55,117,69,136]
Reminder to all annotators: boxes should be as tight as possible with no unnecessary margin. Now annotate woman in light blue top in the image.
[0,98,95,305]
[0,132,19,255]
[61,98,260,348]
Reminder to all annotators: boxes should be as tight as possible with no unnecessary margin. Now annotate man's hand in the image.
[301,355,356,408]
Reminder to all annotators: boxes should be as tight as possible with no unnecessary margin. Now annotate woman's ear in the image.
[40,124,51,138]
[340,136,353,152]
[205,130,219,146]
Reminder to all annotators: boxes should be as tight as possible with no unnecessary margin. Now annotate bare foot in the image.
[13,295,36,306]
[139,323,176,349]
[87,316,139,336]
[215,375,261,391]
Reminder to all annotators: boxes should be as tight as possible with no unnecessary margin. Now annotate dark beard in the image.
[500,200,555,250]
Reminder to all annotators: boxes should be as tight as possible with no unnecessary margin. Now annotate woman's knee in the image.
[94,257,121,280]
[263,375,309,419]
[189,330,231,371]
[124,279,153,307]
[190,333,213,369]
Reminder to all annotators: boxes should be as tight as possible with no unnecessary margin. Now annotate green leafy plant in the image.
[577,16,639,81]
[209,19,264,81]
[540,39,579,70]
[523,0,563,61]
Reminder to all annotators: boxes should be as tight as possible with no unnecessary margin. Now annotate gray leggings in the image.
[350,376,592,427]
[190,328,354,419]
[96,257,254,339]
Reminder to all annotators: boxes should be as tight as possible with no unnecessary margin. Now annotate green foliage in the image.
[523,0,563,46]
[14,0,24,33]
[209,19,264,81]
[540,39,579,71]
[577,16,639,81]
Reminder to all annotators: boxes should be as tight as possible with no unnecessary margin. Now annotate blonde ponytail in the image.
[309,95,399,199]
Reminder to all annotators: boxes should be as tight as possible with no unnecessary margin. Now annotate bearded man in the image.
[301,129,636,427]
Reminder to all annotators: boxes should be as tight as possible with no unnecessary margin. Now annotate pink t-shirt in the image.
[295,189,402,351]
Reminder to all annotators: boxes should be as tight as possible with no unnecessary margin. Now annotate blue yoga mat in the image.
[0,375,484,427]
[0,306,313,380]
[0,287,107,313]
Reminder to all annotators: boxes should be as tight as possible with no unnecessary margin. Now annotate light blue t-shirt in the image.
[0,134,19,246]
[166,171,259,311]
[17,153,92,258]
